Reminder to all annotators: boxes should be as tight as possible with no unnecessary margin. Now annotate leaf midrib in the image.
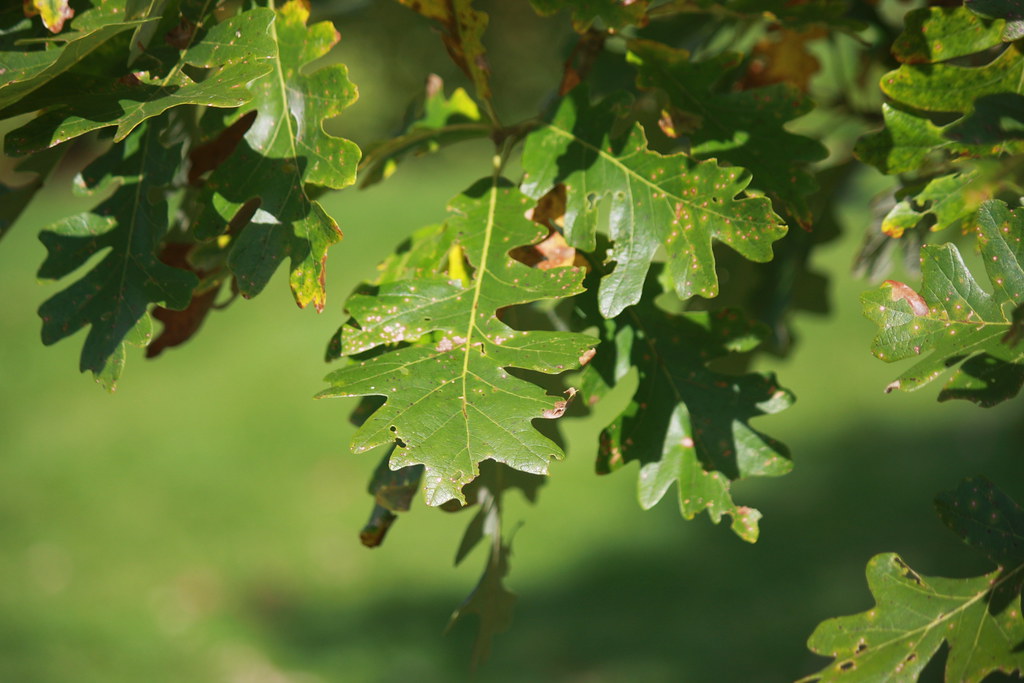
[544,121,766,230]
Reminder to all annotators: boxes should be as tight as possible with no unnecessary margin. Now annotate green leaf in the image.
[36,122,198,385]
[318,178,596,507]
[862,199,1024,405]
[855,8,1024,174]
[528,0,650,32]
[0,9,146,112]
[521,89,786,318]
[627,40,828,226]
[583,291,793,542]
[936,476,1024,570]
[892,6,1006,64]
[802,553,1024,682]
[968,0,1024,41]
[199,1,359,310]
[802,478,1024,682]
[880,170,989,238]
[3,8,277,155]
[359,75,487,188]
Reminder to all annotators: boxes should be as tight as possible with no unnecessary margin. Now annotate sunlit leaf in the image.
[397,0,494,116]
[802,477,1024,682]
[28,0,74,33]
[863,200,1024,405]
[521,88,786,318]
[319,178,596,507]
[199,0,359,311]
[628,40,828,226]
[3,8,276,154]
[880,170,990,238]
[855,7,1024,175]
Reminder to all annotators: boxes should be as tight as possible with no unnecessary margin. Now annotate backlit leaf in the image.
[802,477,1024,682]
[319,178,596,507]
[880,170,990,238]
[863,200,1024,405]
[521,88,787,318]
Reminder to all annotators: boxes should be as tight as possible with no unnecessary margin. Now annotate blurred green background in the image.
[2,2,1023,682]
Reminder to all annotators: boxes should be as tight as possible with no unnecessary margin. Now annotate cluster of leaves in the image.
[1,0,358,386]
[4,0,1024,676]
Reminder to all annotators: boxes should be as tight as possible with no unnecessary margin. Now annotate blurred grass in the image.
[2,149,1022,683]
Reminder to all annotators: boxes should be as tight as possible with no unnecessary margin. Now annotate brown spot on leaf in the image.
[884,280,930,316]
[542,387,577,419]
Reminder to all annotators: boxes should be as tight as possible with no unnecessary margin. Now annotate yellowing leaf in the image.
[28,0,74,33]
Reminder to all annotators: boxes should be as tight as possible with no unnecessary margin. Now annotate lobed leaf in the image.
[2,8,277,155]
[855,6,1024,175]
[521,89,786,318]
[319,178,596,507]
[879,170,990,239]
[802,477,1024,682]
[0,9,146,112]
[197,1,359,311]
[36,122,198,386]
[628,39,828,226]
[582,293,793,542]
[863,200,1024,405]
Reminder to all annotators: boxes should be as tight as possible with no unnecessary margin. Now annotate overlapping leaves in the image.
[36,122,198,387]
[863,200,1024,405]
[628,39,828,226]
[801,477,1024,682]
[196,1,359,311]
[2,6,277,155]
[855,6,1024,175]
[521,89,786,318]
[581,284,793,541]
[319,178,596,506]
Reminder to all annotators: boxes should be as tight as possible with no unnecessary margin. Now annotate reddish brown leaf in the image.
[884,279,931,317]
[188,111,258,185]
